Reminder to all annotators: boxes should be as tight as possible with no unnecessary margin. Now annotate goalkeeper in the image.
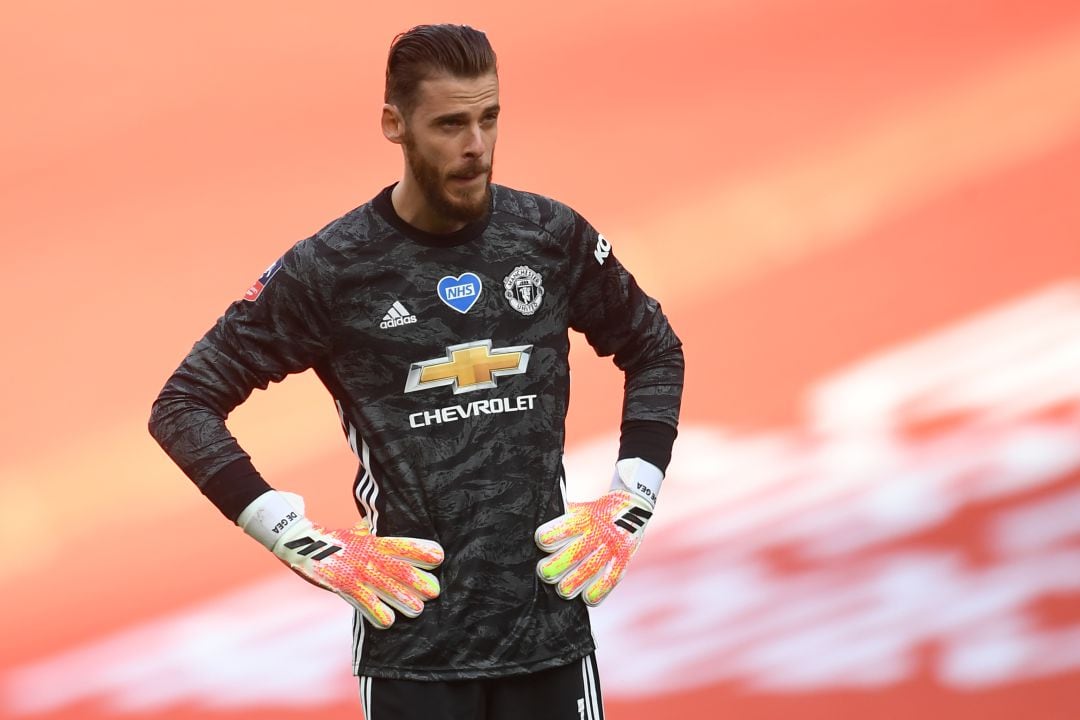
[149,23,683,720]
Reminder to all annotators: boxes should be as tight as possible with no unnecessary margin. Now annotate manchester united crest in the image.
[503,265,544,316]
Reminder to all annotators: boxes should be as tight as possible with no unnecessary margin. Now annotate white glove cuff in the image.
[236,490,307,550]
[611,458,664,507]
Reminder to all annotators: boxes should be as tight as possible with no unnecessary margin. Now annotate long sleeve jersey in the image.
[149,183,684,681]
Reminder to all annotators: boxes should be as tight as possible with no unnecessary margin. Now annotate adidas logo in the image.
[614,505,652,535]
[281,535,343,562]
[380,301,418,329]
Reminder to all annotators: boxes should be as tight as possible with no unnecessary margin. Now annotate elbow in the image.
[147,393,169,447]
[147,385,190,448]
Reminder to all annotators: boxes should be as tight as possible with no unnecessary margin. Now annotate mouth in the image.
[448,168,489,185]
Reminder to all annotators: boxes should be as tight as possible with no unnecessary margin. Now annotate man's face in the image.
[400,72,499,225]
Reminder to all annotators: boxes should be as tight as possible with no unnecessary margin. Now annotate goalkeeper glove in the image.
[238,490,444,629]
[535,458,662,606]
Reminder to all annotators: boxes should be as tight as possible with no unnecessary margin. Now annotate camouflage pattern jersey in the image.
[148,183,685,681]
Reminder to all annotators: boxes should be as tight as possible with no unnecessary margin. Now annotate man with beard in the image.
[149,24,683,720]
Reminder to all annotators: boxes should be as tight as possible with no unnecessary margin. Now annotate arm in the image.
[147,252,327,519]
[148,242,443,627]
[569,213,684,480]
[536,212,684,605]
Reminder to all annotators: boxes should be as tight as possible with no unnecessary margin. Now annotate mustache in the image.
[449,163,491,178]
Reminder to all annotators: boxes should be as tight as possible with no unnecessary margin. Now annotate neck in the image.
[391,175,467,234]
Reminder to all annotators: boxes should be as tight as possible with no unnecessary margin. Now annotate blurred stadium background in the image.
[3,1,1080,718]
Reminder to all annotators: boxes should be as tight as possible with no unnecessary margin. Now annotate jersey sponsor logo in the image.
[379,301,417,329]
[409,394,538,428]
[437,273,483,313]
[593,234,611,265]
[405,340,532,395]
[503,265,545,316]
[243,257,284,302]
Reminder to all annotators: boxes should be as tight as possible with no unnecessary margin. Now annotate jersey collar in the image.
[373,183,492,248]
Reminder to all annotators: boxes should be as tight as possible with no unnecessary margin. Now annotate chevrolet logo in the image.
[405,340,532,394]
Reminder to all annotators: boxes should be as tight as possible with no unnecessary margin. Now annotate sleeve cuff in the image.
[199,456,274,522]
[618,419,677,473]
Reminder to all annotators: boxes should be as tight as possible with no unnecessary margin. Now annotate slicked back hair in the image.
[385,24,498,119]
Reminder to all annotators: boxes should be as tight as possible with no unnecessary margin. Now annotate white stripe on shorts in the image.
[585,654,602,720]
[358,676,372,719]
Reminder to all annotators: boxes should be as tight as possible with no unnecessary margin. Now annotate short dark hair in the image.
[385,24,498,117]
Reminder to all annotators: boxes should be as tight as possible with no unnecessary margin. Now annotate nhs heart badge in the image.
[437,273,483,314]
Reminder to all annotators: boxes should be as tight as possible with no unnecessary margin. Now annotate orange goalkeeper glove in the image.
[535,458,662,606]
[238,491,443,628]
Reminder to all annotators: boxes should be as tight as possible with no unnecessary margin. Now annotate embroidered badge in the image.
[503,265,544,316]
[243,258,284,302]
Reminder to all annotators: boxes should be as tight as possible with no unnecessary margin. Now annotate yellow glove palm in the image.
[239,490,443,629]
[535,489,653,606]
[275,516,443,629]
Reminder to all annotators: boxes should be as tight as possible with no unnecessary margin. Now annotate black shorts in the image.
[358,654,605,720]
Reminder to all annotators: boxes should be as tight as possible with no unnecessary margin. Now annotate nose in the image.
[463,122,484,158]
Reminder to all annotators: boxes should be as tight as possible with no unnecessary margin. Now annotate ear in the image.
[382,103,405,145]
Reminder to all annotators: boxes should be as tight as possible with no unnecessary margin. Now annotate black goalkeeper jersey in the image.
[149,183,684,681]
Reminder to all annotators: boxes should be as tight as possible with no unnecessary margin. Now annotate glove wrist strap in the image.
[611,457,663,507]
[236,490,306,551]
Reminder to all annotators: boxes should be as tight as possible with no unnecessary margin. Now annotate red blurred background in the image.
[3,1,1080,718]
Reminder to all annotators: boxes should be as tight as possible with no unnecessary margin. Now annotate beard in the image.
[403,131,493,226]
